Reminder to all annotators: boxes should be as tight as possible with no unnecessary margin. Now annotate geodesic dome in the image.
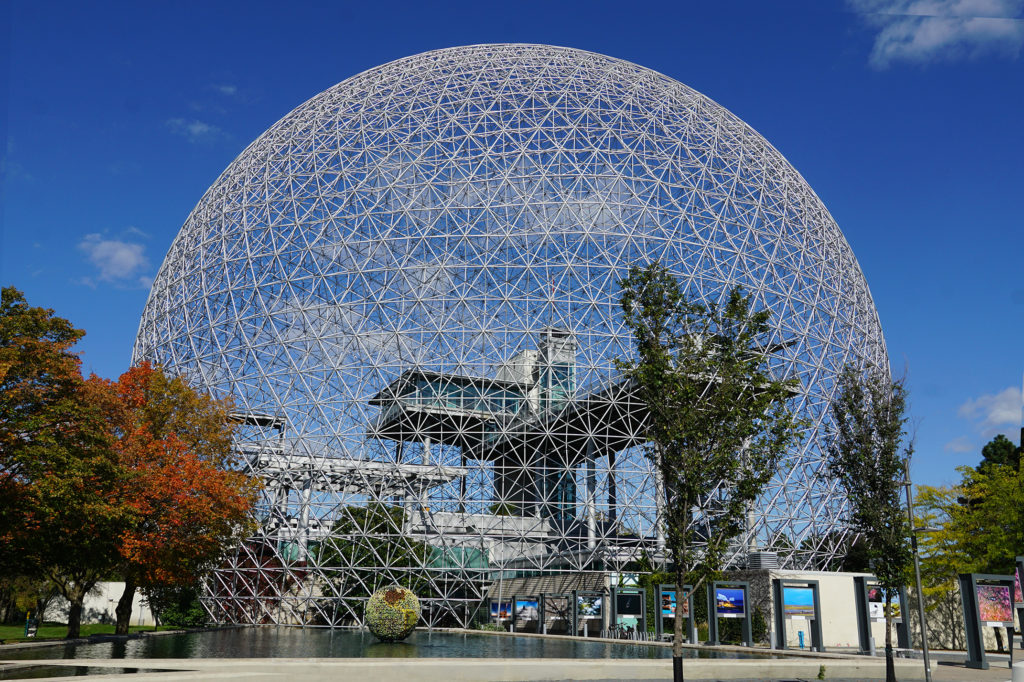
[134,44,887,627]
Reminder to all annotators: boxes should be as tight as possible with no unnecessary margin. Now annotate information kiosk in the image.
[707,581,752,646]
[655,584,695,642]
[540,593,571,635]
[510,594,539,633]
[572,589,604,637]
[853,576,910,654]
[959,573,1015,670]
[609,587,646,637]
[772,578,823,652]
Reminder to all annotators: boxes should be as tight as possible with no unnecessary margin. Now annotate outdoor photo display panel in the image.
[577,595,602,618]
[661,590,690,618]
[783,586,815,618]
[867,586,901,622]
[616,592,643,627]
[491,601,512,619]
[661,590,675,618]
[515,599,539,620]
[975,584,1013,626]
[1015,568,1022,605]
[716,587,745,618]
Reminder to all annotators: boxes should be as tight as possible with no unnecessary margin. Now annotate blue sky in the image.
[2,0,1022,488]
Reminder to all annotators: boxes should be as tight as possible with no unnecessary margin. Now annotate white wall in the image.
[48,582,155,627]
[768,569,889,651]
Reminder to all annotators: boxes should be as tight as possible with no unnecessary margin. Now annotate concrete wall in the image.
[767,569,887,650]
[734,568,1017,654]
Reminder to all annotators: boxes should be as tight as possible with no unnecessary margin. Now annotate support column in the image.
[608,451,617,524]
[298,478,312,559]
[585,441,597,550]
[459,452,467,514]
[421,437,431,512]
[654,463,666,555]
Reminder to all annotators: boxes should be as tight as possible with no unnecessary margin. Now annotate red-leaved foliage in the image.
[108,363,258,586]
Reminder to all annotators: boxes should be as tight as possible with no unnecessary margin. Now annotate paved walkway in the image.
[0,656,927,681]
[0,630,1015,681]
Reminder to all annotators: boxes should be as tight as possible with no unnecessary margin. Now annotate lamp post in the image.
[902,459,934,682]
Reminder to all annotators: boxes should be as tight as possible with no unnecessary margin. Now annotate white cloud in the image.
[215,84,238,96]
[78,233,151,284]
[957,384,1022,432]
[848,0,1024,67]
[166,118,226,143]
[943,435,975,452]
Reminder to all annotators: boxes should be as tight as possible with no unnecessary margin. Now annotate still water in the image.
[2,628,775,661]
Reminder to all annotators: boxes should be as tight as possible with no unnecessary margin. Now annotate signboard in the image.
[490,601,512,619]
[783,586,815,619]
[715,587,745,618]
[976,584,1014,627]
[577,595,602,617]
[1015,567,1022,605]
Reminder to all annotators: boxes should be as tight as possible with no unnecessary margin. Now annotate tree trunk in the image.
[66,596,84,639]
[994,625,1004,653]
[115,576,137,635]
[884,591,895,682]
[673,563,684,682]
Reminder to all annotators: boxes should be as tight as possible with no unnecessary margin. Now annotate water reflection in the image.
[365,642,417,658]
[1,629,777,662]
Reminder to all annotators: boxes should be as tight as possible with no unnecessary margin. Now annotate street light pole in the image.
[902,459,932,682]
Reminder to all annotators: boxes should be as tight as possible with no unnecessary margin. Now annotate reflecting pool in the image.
[2,629,777,661]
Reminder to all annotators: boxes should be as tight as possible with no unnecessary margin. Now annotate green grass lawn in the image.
[0,623,177,643]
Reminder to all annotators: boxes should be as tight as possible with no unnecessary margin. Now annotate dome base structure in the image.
[135,44,888,628]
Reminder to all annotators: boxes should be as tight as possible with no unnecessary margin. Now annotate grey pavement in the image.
[0,656,926,681]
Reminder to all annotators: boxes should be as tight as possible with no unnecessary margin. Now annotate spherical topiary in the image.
[365,585,420,642]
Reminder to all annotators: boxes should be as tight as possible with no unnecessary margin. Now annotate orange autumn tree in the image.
[107,363,258,634]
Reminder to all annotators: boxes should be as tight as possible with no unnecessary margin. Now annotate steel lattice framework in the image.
[133,44,888,628]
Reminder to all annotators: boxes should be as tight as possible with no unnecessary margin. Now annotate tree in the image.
[914,484,968,650]
[978,433,1021,473]
[0,287,89,568]
[827,367,912,682]
[0,287,129,638]
[915,440,1024,652]
[617,263,800,682]
[317,502,432,622]
[107,363,258,635]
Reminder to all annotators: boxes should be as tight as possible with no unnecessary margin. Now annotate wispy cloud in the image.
[957,384,1022,435]
[166,117,226,143]
[848,0,1024,67]
[77,232,151,287]
[214,84,238,96]
[943,435,976,452]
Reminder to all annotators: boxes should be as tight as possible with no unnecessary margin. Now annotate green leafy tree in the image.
[143,584,208,628]
[317,503,432,621]
[915,437,1023,651]
[827,367,912,682]
[617,263,800,681]
[914,484,967,650]
[0,287,129,638]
